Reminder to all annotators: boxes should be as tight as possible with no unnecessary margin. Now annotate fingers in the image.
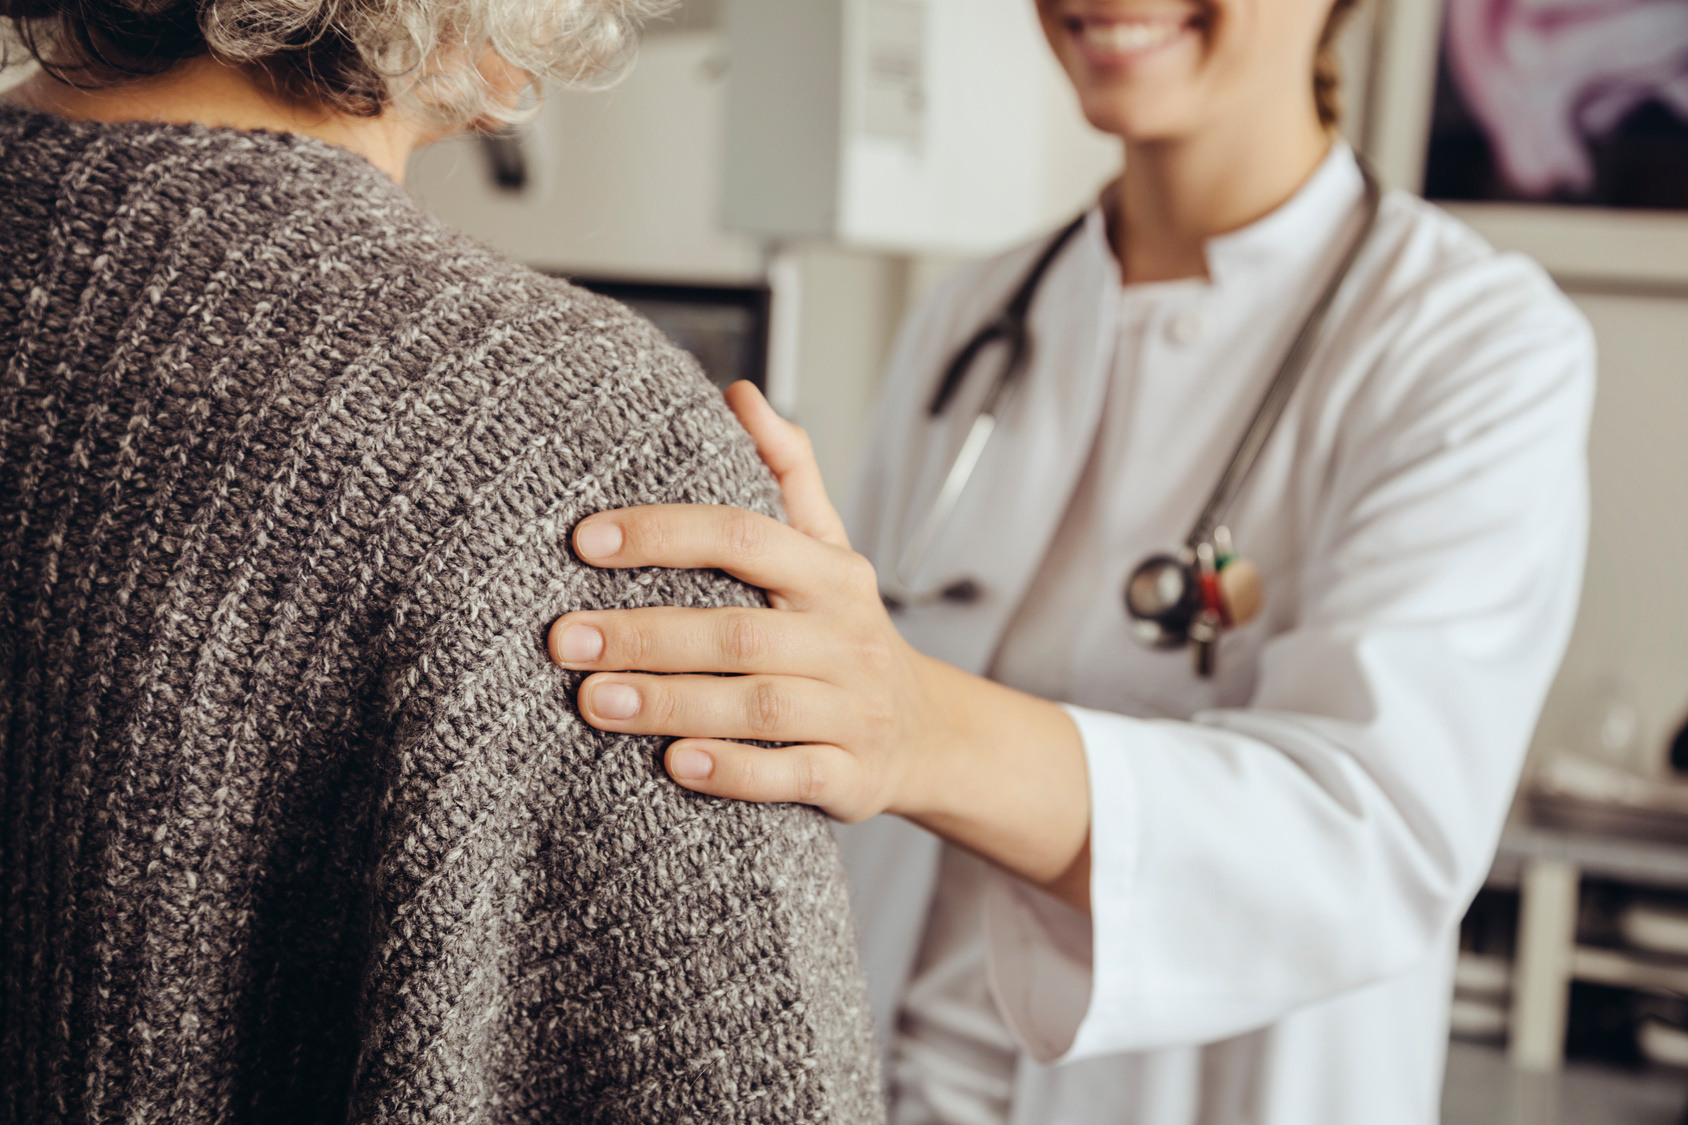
[724,381,850,548]
[573,504,870,607]
[549,606,837,677]
[578,672,851,744]
[664,739,870,822]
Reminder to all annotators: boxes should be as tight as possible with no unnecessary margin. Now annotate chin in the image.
[1074,90,1204,144]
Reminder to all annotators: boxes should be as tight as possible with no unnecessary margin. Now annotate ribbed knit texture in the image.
[0,105,882,1124]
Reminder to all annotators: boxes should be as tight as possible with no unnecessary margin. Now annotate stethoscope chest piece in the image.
[1123,530,1267,676]
[1124,551,1203,648]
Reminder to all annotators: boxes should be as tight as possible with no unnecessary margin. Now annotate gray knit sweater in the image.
[0,105,881,1124]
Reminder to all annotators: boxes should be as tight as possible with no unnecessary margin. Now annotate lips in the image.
[1077,19,1187,53]
[1062,7,1201,64]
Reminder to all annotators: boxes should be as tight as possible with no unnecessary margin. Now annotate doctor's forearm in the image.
[901,652,1094,912]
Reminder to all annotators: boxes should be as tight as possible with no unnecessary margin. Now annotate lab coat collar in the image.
[1078,140,1366,288]
[1203,140,1365,282]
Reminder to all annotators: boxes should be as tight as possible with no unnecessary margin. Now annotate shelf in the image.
[1490,821,1688,892]
[1574,946,1688,997]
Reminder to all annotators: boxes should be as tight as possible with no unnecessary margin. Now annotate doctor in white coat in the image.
[547,1,1596,1121]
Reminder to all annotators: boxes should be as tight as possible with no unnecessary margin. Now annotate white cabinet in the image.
[408,31,765,283]
[721,0,1117,254]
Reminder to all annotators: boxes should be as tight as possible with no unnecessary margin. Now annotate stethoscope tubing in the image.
[1183,165,1383,550]
[884,213,1087,604]
[891,411,998,595]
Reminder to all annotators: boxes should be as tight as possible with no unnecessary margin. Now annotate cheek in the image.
[1217,0,1332,100]
[1034,0,1065,51]
[1136,0,1328,133]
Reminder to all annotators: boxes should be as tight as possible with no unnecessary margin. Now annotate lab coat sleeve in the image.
[980,265,1596,1061]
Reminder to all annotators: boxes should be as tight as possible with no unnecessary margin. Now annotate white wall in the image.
[1536,291,1688,770]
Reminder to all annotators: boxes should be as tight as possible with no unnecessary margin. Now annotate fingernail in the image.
[670,747,714,781]
[592,682,641,720]
[557,624,604,664]
[575,521,623,560]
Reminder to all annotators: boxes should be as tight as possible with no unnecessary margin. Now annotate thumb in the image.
[725,381,850,548]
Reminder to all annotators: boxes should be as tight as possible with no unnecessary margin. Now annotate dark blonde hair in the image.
[1314,0,1362,129]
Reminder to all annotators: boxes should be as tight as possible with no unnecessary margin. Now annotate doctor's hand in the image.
[549,383,1092,905]
[551,381,945,826]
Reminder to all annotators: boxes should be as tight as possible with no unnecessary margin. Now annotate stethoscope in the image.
[881,163,1383,678]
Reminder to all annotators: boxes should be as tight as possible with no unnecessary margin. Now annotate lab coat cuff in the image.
[981,703,1142,1064]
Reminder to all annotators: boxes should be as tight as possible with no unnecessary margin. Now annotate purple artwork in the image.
[1426,0,1688,209]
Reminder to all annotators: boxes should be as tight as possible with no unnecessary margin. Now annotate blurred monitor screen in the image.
[564,277,770,393]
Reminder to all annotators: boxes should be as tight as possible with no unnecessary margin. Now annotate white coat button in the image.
[1166,308,1208,346]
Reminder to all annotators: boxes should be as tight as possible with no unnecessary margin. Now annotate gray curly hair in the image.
[1,0,675,128]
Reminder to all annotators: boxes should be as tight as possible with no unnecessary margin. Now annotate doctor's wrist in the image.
[883,649,976,822]
[893,655,1092,900]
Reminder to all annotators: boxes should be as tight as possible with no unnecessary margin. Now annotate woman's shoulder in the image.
[390,251,777,514]
[1,104,776,543]
[1317,188,1597,442]
[177,124,780,515]
[1318,191,1596,485]
[1362,189,1592,354]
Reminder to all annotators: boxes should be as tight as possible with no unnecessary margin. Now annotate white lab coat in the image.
[837,146,1595,1124]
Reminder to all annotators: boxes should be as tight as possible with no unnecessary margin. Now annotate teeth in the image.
[1081,20,1182,53]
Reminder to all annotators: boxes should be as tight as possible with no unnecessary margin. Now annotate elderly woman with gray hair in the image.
[0,2,881,1122]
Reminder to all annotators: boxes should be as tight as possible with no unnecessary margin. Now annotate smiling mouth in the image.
[1065,11,1201,60]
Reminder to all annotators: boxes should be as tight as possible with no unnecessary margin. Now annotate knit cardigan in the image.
[0,105,882,1124]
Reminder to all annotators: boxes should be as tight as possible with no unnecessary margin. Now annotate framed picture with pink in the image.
[1364,0,1688,290]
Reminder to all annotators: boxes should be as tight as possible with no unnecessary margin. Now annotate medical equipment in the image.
[883,163,1383,678]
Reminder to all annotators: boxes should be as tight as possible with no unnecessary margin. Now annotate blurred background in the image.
[400,1,1688,1119]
